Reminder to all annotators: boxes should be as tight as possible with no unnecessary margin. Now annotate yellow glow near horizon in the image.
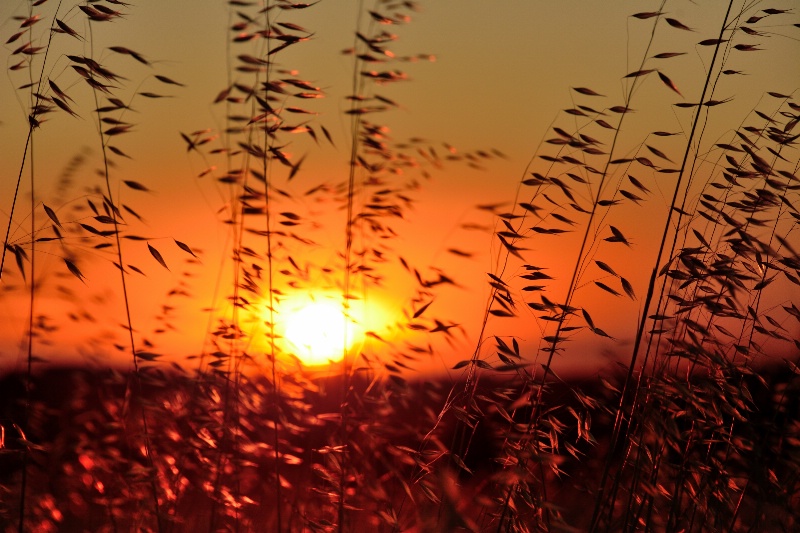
[271,292,392,367]
[283,300,356,366]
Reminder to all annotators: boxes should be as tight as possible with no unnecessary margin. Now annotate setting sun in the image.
[278,296,364,367]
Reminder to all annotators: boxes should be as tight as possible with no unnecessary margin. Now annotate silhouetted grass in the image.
[1,1,798,532]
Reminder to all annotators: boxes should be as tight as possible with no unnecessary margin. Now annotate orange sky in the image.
[1,1,798,376]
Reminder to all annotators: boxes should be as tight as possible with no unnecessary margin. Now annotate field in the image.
[1,1,799,531]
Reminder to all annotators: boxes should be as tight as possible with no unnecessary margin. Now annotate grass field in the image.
[2,1,799,531]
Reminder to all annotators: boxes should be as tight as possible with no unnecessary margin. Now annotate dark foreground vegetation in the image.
[0,365,798,531]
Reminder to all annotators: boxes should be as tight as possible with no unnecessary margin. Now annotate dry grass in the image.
[1,1,799,532]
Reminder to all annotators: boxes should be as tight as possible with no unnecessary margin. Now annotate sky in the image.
[1,0,799,377]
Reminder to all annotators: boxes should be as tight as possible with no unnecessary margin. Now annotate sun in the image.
[281,297,363,366]
[259,290,393,368]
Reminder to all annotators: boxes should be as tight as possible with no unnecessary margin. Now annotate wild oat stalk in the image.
[3,1,203,528]
[2,3,69,530]
[445,3,673,530]
[588,1,738,529]
[419,1,800,531]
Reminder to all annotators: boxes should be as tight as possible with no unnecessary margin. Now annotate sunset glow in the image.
[1,1,798,530]
[280,298,360,366]
[268,291,394,367]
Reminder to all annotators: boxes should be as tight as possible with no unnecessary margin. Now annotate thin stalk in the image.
[0,130,31,282]
[18,124,35,533]
[495,4,668,529]
[337,2,368,529]
[84,17,163,533]
[1,0,62,279]
[590,1,736,529]
[536,2,665,423]
[208,1,248,526]
[11,5,65,531]
[259,2,283,529]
